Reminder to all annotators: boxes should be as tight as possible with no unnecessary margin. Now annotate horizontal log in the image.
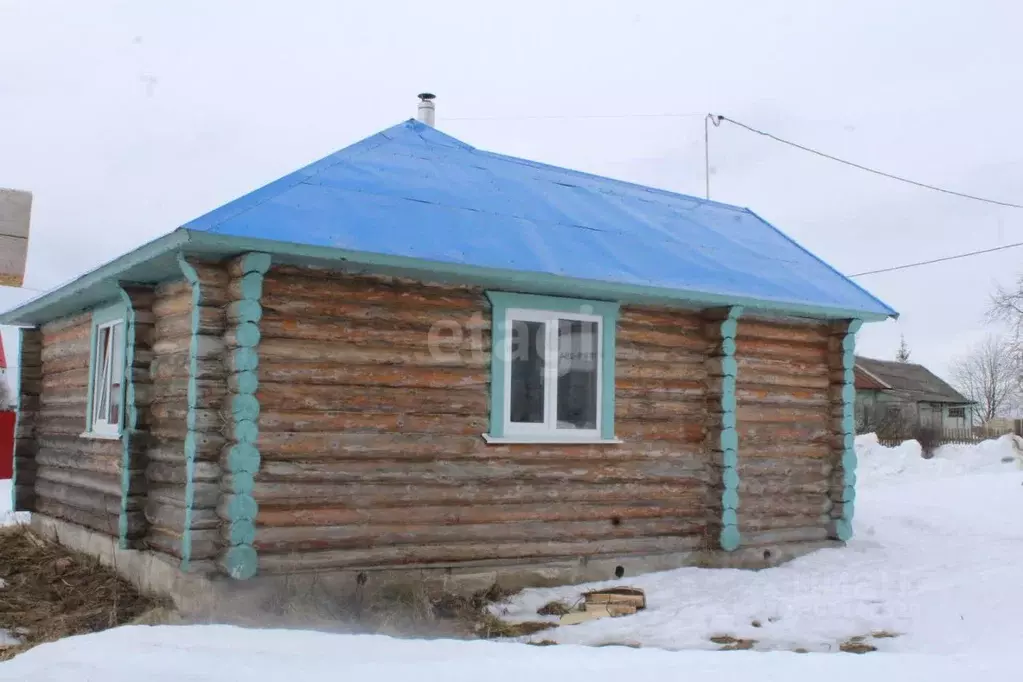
[35,448,122,476]
[740,526,830,547]
[254,458,715,486]
[41,313,91,335]
[148,431,226,458]
[614,397,706,420]
[615,343,706,365]
[256,535,706,571]
[155,308,225,338]
[258,383,487,414]
[619,307,705,332]
[615,323,706,352]
[736,338,828,362]
[41,354,90,375]
[151,355,227,381]
[740,514,831,533]
[737,320,828,345]
[32,418,90,438]
[258,317,489,351]
[250,480,710,508]
[145,501,221,531]
[144,528,220,560]
[37,435,128,456]
[152,334,224,359]
[146,460,221,484]
[35,479,139,515]
[736,385,829,407]
[738,478,829,496]
[34,499,143,538]
[146,482,220,509]
[36,465,138,497]
[738,424,832,445]
[150,379,227,405]
[255,361,487,390]
[258,499,709,528]
[258,413,487,438]
[738,456,833,475]
[257,338,487,367]
[150,405,224,432]
[41,336,91,364]
[253,517,706,553]
[615,419,705,442]
[740,494,833,517]
[616,359,707,382]
[738,441,835,458]
[736,405,830,425]
[262,273,481,310]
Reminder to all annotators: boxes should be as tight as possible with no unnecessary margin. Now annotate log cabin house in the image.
[0,107,896,593]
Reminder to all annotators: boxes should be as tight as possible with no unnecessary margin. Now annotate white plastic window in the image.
[89,320,125,436]
[504,308,601,439]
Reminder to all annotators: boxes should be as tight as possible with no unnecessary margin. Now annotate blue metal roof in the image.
[183,119,894,319]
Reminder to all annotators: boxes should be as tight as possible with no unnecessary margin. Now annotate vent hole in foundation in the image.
[610,516,622,527]
[614,565,625,579]
[763,550,773,561]
[356,571,368,586]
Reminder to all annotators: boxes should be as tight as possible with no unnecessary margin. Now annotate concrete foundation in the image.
[30,514,842,620]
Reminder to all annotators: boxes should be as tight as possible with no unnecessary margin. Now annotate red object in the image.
[0,412,13,479]
[0,333,12,479]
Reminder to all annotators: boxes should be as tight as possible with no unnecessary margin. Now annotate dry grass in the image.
[0,526,170,661]
[709,634,757,650]
[870,630,901,639]
[536,600,573,617]
[840,636,878,654]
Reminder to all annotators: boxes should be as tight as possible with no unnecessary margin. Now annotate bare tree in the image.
[896,334,911,362]
[950,335,1020,423]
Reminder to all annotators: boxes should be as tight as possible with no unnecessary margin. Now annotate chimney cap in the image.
[418,92,436,101]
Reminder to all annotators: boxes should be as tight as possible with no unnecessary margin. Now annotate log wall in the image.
[252,267,716,573]
[733,317,836,546]
[144,263,229,567]
[22,313,132,538]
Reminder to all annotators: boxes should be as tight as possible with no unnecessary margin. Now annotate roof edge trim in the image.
[0,230,192,326]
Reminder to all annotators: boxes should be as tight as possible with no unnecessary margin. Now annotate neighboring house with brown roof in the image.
[855,356,975,432]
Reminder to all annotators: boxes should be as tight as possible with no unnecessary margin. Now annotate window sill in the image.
[79,431,122,441]
[482,434,622,445]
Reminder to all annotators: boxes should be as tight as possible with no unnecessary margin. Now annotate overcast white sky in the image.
[1,0,1022,395]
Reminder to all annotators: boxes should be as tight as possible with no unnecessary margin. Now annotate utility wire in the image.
[715,115,1023,210]
[445,112,705,121]
[850,240,1023,277]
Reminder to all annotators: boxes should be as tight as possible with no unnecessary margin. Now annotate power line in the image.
[850,240,1023,277]
[714,115,1023,210]
[445,112,704,122]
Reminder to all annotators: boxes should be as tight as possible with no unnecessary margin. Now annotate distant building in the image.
[854,356,974,432]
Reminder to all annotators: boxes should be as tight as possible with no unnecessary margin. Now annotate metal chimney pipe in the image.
[417,93,436,126]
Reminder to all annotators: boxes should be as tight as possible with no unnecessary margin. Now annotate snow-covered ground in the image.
[1,436,1022,679]
[0,479,28,527]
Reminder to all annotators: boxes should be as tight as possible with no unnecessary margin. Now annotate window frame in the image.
[484,291,620,444]
[84,302,128,439]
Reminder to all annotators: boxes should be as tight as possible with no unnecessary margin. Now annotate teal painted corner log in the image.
[716,306,743,552]
[832,319,862,542]
[222,252,271,580]
[176,254,203,571]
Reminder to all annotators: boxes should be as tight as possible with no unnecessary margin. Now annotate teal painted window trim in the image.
[716,306,743,552]
[485,291,619,442]
[84,300,130,437]
[116,287,139,549]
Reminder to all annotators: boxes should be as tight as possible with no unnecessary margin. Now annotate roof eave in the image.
[1,229,895,326]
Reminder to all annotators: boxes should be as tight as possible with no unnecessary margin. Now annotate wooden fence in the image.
[875,425,1020,449]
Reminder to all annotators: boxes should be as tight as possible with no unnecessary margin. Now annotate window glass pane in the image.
[94,327,112,424]
[107,323,124,425]
[509,320,545,424]
[557,319,598,430]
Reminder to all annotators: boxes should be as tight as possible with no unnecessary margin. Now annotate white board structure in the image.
[0,188,32,287]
